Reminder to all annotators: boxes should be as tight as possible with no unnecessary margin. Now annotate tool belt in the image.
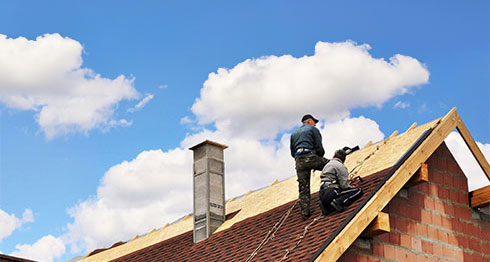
[295,148,312,156]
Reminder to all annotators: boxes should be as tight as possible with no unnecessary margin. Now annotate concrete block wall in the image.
[339,143,490,262]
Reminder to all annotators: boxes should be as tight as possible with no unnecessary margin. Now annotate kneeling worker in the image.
[319,149,363,214]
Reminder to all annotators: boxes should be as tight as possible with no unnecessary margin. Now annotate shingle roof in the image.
[82,108,490,262]
[111,168,391,262]
[0,254,38,262]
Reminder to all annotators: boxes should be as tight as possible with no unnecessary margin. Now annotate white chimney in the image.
[189,140,227,243]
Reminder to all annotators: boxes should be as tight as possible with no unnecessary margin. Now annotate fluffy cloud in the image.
[445,132,490,191]
[10,235,65,262]
[192,41,429,139]
[0,209,34,242]
[0,33,140,139]
[65,148,193,251]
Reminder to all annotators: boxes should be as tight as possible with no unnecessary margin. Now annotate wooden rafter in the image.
[454,113,490,181]
[407,163,429,187]
[470,185,490,208]
[315,108,460,262]
[361,212,390,237]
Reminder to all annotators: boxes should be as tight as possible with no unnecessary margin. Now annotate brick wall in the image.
[339,142,490,262]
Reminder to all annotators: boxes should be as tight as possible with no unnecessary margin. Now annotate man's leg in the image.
[296,169,311,216]
[333,188,363,208]
[295,156,311,216]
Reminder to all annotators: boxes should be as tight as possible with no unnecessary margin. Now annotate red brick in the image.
[400,234,411,248]
[384,244,395,259]
[414,182,429,193]
[421,210,432,224]
[443,173,454,188]
[394,246,408,261]
[447,160,462,175]
[441,216,452,229]
[427,226,438,240]
[422,240,433,253]
[432,214,442,227]
[469,238,481,252]
[417,254,429,262]
[416,223,428,237]
[389,232,401,245]
[433,243,443,257]
[436,230,448,243]
[443,202,454,217]
[372,242,384,257]
[434,156,447,171]
[447,234,458,246]
[434,200,445,213]
[424,196,435,210]
[411,237,422,252]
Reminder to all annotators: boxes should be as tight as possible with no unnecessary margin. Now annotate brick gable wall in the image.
[338,142,490,262]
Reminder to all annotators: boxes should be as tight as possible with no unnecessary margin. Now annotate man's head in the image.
[334,149,347,163]
[301,114,319,126]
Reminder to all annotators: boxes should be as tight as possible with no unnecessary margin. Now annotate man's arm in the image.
[312,127,325,157]
[337,164,353,189]
[290,134,296,158]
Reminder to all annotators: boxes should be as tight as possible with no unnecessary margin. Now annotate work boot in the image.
[319,202,329,216]
[330,200,344,212]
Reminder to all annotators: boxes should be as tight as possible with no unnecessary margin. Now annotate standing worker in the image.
[290,114,329,219]
[319,149,363,215]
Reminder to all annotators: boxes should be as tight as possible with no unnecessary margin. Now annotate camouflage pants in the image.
[295,153,329,216]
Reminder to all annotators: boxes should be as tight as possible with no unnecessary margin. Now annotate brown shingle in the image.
[112,168,391,262]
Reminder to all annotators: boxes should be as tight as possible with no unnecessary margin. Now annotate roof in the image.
[0,254,38,262]
[81,108,490,262]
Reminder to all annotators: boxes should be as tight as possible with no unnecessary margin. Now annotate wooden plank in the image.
[315,108,458,262]
[407,163,428,187]
[406,122,418,133]
[389,130,399,139]
[470,185,490,208]
[454,112,490,181]
[361,212,390,237]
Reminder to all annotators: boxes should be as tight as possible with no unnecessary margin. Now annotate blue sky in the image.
[0,1,489,261]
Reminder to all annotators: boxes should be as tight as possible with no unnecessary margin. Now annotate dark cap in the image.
[334,149,347,162]
[301,114,319,123]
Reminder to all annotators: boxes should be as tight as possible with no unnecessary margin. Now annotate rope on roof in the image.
[244,201,297,262]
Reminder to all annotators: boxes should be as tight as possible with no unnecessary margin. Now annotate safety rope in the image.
[275,214,324,262]
[244,200,297,262]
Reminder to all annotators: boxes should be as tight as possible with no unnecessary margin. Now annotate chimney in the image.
[189,140,228,243]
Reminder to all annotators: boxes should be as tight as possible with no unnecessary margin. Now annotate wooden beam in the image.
[361,212,390,237]
[470,185,490,208]
[406,122,418,133]
[314,107,459,262]
[454,112,490,181]
[407,163,429,187]
[389,130,399,139]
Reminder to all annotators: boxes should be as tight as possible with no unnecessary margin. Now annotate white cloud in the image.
[0,209,34,242]
[10,235,65,262]
[394,101,410,109]
[65,148,193,252]
[445,132,490,191]
[127,93,154,113]
[191,41,429,139]
[0,33,140,139]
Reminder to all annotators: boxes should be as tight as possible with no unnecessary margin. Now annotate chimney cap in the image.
[189,140,228,150]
